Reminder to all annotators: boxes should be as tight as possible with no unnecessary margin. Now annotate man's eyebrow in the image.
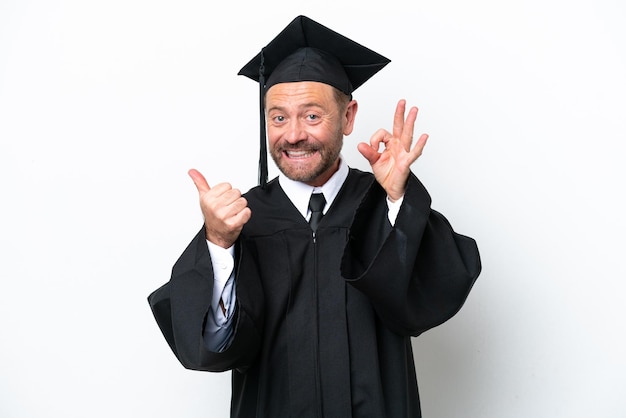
[266,102,324,113]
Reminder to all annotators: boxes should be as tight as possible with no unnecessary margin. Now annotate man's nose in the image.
[284,120,307,144]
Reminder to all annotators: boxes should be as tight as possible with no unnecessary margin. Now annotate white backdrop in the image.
[1,1,625,417]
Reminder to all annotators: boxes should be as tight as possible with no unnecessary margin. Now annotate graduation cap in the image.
[238,15,391,187]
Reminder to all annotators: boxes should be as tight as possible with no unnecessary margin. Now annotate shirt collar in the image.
[279,156,349,219]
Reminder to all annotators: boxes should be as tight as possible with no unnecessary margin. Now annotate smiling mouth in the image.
[284,150,317,159]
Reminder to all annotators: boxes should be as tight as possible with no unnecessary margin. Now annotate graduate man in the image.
[149,15,481,418]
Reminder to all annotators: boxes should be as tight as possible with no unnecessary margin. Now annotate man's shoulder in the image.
[346,167,374,184]
[243,177,281,201]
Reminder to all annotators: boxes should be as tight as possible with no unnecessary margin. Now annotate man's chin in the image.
[280,167,318,183]
[277,156,318,180]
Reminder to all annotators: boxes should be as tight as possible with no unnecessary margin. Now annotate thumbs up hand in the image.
[188,169,252,249]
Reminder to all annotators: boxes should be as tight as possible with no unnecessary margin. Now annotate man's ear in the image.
[343,100,358,135]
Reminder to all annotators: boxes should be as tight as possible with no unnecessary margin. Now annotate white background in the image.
[1,1,625,417]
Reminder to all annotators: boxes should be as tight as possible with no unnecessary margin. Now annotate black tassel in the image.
[258,49,268,188]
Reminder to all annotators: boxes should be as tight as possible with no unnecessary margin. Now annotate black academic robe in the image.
[148,169,481,418]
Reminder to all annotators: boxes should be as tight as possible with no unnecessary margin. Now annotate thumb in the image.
[188,168,211,193]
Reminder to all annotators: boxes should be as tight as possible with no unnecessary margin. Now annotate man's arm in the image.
[203,240,236,352]
[148,228,263,372]
[147,170,259,371]
[342,173,481,336]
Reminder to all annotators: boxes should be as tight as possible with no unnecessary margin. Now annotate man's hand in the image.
[188,169,251,248]
[357,99,429,202]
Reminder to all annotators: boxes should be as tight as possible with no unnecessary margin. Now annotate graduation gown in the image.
[148,168,481,418]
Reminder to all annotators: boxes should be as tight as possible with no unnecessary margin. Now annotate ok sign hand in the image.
[357,99,429,202]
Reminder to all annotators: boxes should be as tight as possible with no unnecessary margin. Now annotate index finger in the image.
[188,168,211,193]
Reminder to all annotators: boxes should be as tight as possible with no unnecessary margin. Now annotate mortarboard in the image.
[238,15,391,187]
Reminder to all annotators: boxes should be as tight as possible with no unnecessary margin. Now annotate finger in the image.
[220,188,247,207]
[209,182,234,195]
[231,206,252,227]
[401,106,419,150]
[218,196,249,221]
[188,169,211,193]
[369,128,390,151]
[357,142,381,165]
[408,133,429,163]
[392,99,407,139]
[204,184,240,216]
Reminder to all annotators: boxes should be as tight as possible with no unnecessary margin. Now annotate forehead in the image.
[265,81,336,107]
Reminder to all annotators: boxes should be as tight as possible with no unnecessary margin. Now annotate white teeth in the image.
[285,150,313,158]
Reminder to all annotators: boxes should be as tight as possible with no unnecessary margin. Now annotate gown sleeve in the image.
[147,228,264,372]
[341,173,481,336]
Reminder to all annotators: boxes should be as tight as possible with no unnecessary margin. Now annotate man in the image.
[148,15,481,417]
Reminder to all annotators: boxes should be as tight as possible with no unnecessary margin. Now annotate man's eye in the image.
[274,116,285,122]
[307,114,318,121]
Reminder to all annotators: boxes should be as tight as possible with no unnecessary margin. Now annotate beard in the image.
[270,131,343,184]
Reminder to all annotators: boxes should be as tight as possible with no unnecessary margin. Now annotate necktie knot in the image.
[308,193,326,232]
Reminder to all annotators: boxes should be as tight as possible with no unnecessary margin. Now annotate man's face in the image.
[265,81,356,187]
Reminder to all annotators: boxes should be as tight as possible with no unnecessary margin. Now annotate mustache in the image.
[275,142,320,152]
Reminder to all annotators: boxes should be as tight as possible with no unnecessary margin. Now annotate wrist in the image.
[205,229,236,249]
